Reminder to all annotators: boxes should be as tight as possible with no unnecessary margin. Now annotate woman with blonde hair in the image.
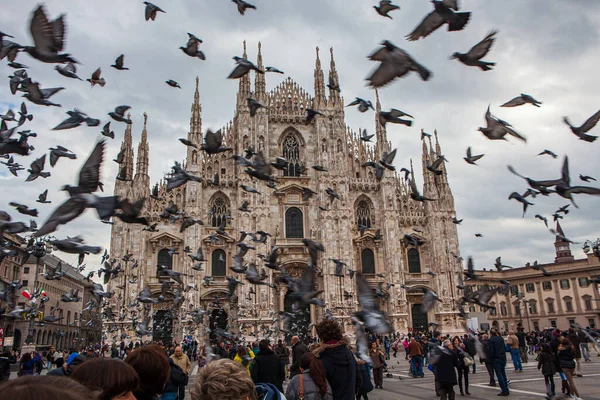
[190,359,257,400]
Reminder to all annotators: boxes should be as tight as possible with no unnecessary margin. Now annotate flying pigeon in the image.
[406,0,471,41]
[366,41,431,88]
[501,94,542,108]
[374,0,400,19]
[563,109,600,142]
[111,54,129,70]
[144,2,166,21]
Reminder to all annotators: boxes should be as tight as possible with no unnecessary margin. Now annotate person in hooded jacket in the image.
[313,319,360,400]
[47,354,87,376]
[433,340,459,400]
[285,352,332,400]
[355,357,374,400]
[251,340,285,392]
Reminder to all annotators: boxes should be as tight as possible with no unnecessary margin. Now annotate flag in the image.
[21,287,32,300]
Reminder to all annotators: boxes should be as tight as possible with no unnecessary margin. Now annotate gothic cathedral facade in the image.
[107,42,464,343]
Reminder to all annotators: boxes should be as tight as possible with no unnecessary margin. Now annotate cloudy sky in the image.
[1,0,600,277]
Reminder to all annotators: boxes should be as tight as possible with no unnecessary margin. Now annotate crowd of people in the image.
[0,321,598,400]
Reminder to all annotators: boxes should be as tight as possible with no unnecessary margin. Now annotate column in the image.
[571,278,582,313]
[553,280,563,312]
[535,282,545,314]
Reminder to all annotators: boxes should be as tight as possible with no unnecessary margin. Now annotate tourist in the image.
[515,327,528,363]
[190,359,257,400]
[368,341,385,389]
[70,358,140,400]
[285,353,332,400]
[54,349,65,368]
[452,336,470,396]
[355,357,373,400]
[234,346,254,375]
[383,336,391,360]
[18,352,35,376]
[408,337,424,378]
[171,346,191,400]
[402,336,410,360]
[0,375,99,400]
[481,334,496,387]
[488,328,509,396]
[162,357,189,400]
[313,318,359,400]
[506,330,522,372]
[0,351,13,381]
[46,346,56,372]
[567,328,583,377]
[48,352,86,376]
[125,344,170,400]
[462,334,477,374]
[433,340,459,400]
[275,339,290,372]
[216,342,228,360]
[251,339,285,392]
[290,335,309,378]
[557,338,580,399]
[536,343,556,398]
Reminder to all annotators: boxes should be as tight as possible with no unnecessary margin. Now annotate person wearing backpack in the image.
[537,343,556,398]
[163,356,189,400]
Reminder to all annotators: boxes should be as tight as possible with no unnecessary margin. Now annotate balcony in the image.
[405,273,432,285]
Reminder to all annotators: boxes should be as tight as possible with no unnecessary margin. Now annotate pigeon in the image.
[8,62,28,69]
[166,80,181,89]
[87,68,106,87]
[551,156,600,208]
[479,106,526,142]
[166,162,202,190]
[52,109,100,130]
[380,148,397,171]
[508,192,534,217]
[501,94,542,108]
[180,34,206,60]
[108,106,132,124]
[111,54,128,70]
[426,156,445,175]
[406,0,471,41]
[327,75,340,92]
[354,274,393,334]
[535,214,548,227]
[144,2,166,21]
[378,109,413,127]
[374,0,400,19]
[26,154,51,182]
[359,129,374,142]
[265,66,284,74]
[55,62,82,80]
[0,109,15,122]
[538,149,558,159]
[241,184,260,194]
[49,236,102,265]
[451,30,498,71]
[451,217,462,224]
[22,81,63,107]
[228,56,263,79]
[346,98,374,113]
[23,5,79,64]
[563,109,600,142]
[579,174,596,182]
[9,202,38,217]
[463,147,484,165]
[232,0,256,15]
[101,122,115,139]
[366,41,431,88]
[37,189,51,204]
[247,97,267,117]
[49,145,77,166]
[200,129,232,154]
[409,178,435,202]
[179,138,197,148]
[305,108,323,125]
[494,257,513,271]
[17,102,33,126]
[302,239,325,268]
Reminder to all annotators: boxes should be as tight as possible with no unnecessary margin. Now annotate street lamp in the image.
[583,239,600,258]
[25,238,53,345]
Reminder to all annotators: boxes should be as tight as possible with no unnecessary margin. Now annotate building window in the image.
[589,318,596,329]
[547,301,555,313]
[550,320,557,328]
[560,279,570,290]
[510,285,518,296]
[407,248,421,273]
[67,311,71,325]
[533,321,539,331]
[568,319,575,326]
[526,283,535,293]
[542,281,552,291]
[24,267,30,274]
[489,307,497,316]
[211,249,226,277]
[514,304,521,316]
[157,249,173,276]
[565,299,573,312]
[361,248,375,275]
[210,195,229,228]
[500,303,507,316]
[583,296,593,311]
[469,306,475,312]
[22,280,28,286]
[578,277,589,288]
[356,199,373,229]
[282,134,302,177]
[285,207,304,239]
[528,301,537,314]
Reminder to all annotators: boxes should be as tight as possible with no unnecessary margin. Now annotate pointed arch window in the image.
[212,249,226,277]
[361,248,375,275]
[282,134,302,176]
[407,248,421,273]
[210,196,229,227]
[285,207,304,238]
[356,199,373,229]
[157,248,173,276]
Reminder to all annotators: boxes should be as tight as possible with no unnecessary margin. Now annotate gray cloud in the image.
[1,0,599,277]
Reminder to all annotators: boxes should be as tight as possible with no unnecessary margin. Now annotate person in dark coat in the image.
[251,339,285,392]
[47,355,87,376]
[162,357,188,400]
[487,328,509,396]
[313,319,360,400]
[567,328,583,377]
[463,334,477,374]
[216,342,229,360]
[356,358,374,400]
[290,335,309,379]
[433,340,459,400]
[481,334,496,386]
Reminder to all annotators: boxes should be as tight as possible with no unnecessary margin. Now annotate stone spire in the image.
[313,47,326,108]
[237,40,251,106]
[374,89,389,159]
[135,112,149,179]
[119,114,135,182]
[254,42,266,98]
[328,47,341,107]
[188,77,202,169]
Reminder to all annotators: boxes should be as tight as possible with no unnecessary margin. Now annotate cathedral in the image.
[107,41,464,344]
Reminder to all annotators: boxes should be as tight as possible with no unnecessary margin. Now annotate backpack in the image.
[170,363,189,386]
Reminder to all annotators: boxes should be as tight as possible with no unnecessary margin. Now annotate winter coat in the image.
[0,356,13,381]
[507,334,519,349]
[290,341,309,378]
[537,352,556,375]
[216,345,229,360]
[408,341,423,357]
[285,370,333,400]
[463,337,477,357]
[487,335,507,363]
[313,338,359,400]
[357,362,374,394]
[434,349,459,384]
[557,346,576,370]
[516,331,527,347]
[369,348,384,369]
[251,349,285,392]
[234,353,254,375]
[164,358,188,393]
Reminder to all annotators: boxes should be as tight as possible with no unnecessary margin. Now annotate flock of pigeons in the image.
[1,0,600,356]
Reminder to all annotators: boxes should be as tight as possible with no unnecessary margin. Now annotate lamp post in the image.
[25,239,52,345]
[583,239,600,258]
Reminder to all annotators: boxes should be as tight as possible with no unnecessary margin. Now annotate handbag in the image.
[463,355,474,367]
[298,373,305,400]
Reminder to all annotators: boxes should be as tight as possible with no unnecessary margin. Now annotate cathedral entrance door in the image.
[284,291,311,344]
[411,304,428,333]
[152,310,173,344]
[209,309,228,343]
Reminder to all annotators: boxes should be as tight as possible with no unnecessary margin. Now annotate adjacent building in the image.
[0,231,27,351]
[465,222,600,332]
[107,42,465,343]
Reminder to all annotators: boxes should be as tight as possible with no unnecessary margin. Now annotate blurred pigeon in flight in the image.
[111,54,129,70]
[366,41,431,88]
[406,0,471,41]
[26,154,51,182]
[108,106,132,124]
[463,147,484,165]
[501,94,542,108]
[228,56,263,79]
[563,109,600,142]
[479,106,526,142]
[87,68,106,87]
[166,80,181,88]
[55,62,82,80]
[232,0,256,15]
[374,1,400,19]
[144,2,166,21]
[49,145,77,167]
[451,30,498,71]
[24,5,79,64]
